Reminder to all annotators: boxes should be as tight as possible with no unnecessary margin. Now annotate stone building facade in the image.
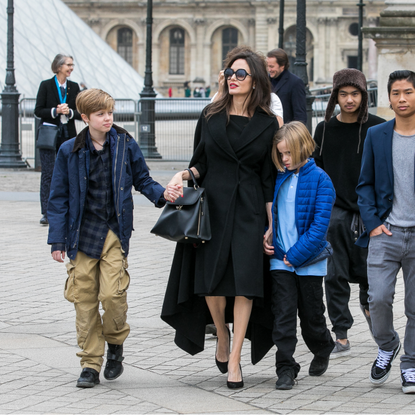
[62,0,385,97]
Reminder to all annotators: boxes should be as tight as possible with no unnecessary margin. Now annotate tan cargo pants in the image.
[64,230,130,371]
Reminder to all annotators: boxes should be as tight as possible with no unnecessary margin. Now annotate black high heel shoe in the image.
[215,326,230,374]
[227,364,244,389]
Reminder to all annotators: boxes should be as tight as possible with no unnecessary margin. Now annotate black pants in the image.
[271,270,334,377]
[39,149,56,215]
[325,206,369,340]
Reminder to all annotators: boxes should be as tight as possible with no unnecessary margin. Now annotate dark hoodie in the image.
[313,69,385,212]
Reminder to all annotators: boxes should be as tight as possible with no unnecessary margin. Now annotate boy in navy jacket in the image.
[48,89,180,388]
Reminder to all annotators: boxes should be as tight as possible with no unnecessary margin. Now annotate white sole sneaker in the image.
[402,384,415,394]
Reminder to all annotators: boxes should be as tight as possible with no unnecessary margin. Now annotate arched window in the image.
[283,26,314,82]
[222,28,238,63]
[117,28,133,66]
[169,28,185,75]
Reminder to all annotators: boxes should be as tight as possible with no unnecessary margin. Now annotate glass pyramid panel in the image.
[0,0,149,99]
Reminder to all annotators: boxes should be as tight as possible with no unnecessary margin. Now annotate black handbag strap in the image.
[186,168,199,189]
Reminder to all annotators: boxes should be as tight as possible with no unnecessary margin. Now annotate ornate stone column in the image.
[363,0,415,118]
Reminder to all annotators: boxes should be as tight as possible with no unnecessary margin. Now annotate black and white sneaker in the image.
[401,369,415,394]
[370,343,401,385]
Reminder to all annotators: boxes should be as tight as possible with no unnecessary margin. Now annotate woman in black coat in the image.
[162,46,279,389]
[34,53,81,225]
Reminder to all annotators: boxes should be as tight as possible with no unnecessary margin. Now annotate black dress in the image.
[161,108,278,364]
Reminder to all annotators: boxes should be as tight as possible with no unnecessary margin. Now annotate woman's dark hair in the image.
[205,46,272,120]
[387,70,415,96]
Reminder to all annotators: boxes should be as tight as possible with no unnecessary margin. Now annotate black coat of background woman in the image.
[35,53,81,225]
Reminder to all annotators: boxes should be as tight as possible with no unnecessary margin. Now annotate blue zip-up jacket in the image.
[271,159,335,268]
[47,124,165,259]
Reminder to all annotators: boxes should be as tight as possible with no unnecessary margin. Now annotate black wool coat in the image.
[161,108,278,364]
[35,77,81,149]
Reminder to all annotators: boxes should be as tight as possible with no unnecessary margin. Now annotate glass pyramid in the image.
[0,0,147,99]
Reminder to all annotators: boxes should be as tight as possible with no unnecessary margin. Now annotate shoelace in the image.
[376,348,394,369]
[403,368,415,382]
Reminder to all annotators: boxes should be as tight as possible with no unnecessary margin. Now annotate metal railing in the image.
[1,88,378,165]
[15,98,138,167]
[137,98,211,161]
[19,98,37,167]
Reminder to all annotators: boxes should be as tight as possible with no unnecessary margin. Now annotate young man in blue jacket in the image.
[48,89,180,388]
[356,70,415,394]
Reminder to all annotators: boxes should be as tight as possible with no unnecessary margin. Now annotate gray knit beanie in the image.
[324,68,369,124]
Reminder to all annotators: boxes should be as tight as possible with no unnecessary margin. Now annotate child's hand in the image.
[263,228,274,256]
[283,255,292,267]
[52,250,65,263]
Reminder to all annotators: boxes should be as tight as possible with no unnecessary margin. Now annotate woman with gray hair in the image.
[35,54,81,225]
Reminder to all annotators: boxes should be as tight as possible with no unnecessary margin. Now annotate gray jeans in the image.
[367,223,415,370]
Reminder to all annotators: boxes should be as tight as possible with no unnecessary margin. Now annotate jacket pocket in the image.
[64,263,76,303]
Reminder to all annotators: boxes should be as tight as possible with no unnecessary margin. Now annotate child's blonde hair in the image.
[76,88,115,118]
[272,121,316,172]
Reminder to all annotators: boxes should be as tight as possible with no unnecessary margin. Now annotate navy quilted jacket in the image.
[271,158,335,268]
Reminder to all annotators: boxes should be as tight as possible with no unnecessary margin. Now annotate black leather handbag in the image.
[36,124,59,151]
[151,169,211,243]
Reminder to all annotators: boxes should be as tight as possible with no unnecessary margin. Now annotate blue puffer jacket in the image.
[47,124,165,259]
[272,158,335,268]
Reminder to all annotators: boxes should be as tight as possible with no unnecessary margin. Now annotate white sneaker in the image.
[401,368,415,394]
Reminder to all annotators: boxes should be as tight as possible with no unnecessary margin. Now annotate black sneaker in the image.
[370,343,401,385]
[275,370,296,390]
[401,369,415,394]
[76,368,100,388]
[309,355,329,376]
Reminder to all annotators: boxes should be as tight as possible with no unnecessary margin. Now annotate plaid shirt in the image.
[77,132,120,259]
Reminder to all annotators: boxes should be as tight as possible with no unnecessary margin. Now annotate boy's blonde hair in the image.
[76,88,115,118]
[272,121,316,172]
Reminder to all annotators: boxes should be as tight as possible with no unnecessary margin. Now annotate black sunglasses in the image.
[224,68,252,81]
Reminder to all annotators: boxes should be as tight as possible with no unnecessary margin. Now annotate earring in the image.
[253,86,255,89]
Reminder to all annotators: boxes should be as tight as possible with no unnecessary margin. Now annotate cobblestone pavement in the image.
[0,166,414,414]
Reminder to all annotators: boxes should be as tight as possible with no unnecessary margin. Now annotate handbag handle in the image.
[186,168,199,189]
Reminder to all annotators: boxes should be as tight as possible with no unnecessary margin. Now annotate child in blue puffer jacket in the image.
[263,121,335,390]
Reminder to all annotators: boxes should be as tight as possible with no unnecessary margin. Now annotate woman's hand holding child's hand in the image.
[164,172,185,202]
